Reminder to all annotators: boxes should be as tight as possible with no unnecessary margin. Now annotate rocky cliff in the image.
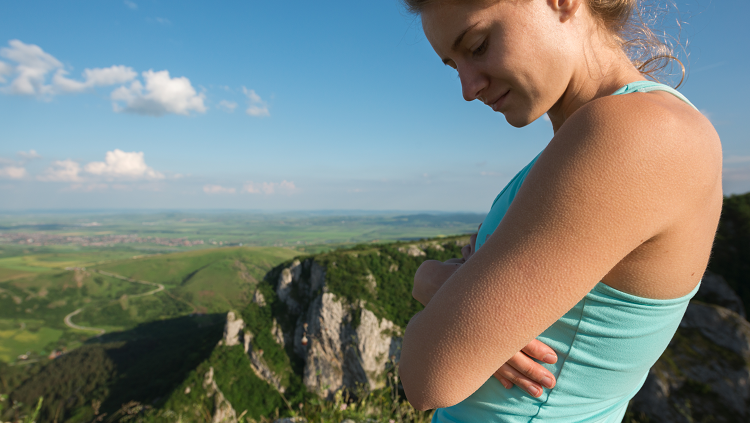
[164,239,750,423]
[628,271,750,422]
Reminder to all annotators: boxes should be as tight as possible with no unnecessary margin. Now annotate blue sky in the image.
[0,0,747,211]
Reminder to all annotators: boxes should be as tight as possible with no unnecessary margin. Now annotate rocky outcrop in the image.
[629,302,750,422]
[203,367,238,423]
[298,293,400,397]
[219,311,244,347]
[219,311,285,393]
[694,270,746,318]
[267,258,403,398]
[398,245,425,257]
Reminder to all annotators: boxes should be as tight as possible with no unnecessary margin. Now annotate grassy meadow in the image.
[0,211,484,367]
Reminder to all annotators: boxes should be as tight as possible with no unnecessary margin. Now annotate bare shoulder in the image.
[546,90,722,207]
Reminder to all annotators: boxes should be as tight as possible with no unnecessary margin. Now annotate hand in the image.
[494,339,557,398]
[461,224,481,261]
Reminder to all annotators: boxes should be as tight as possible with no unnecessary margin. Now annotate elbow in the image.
[400,357,459,411]
[401,375,436,411]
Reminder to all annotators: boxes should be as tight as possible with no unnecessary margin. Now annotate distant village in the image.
[0,232,210,248]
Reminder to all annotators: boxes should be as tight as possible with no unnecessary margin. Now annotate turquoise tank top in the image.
[432,81,700,423]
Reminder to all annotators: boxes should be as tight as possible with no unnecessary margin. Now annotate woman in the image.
[398,0,722,422]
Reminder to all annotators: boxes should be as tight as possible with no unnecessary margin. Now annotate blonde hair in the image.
[403,0,685,88]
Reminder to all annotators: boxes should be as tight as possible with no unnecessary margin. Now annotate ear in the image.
[547,0,584,22]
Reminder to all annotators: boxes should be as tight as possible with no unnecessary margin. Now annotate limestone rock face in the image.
[308,261,326,296]
[355,308,397,390]
[299,292,400,397]
[302,293,346,398]
[221,311,244,347]
[277,268,300,313]
[695,271,746,318]
[629,302,750,422]
[252,289,266,307]
[399,245,426,257]
[202,367,238,423]
[249,347,285,393]
[219,311,285,393]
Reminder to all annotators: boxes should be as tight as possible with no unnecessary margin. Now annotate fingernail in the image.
[541,377,554,389]
[502,381,512,389]
[529,386,541,397]
[543,354,557,364]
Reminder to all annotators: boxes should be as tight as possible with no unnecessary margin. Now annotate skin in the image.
[400,0,722,411]
[414,231,559,397]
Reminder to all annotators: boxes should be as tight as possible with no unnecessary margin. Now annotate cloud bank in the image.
[84,149,164,179]
[0,166,27,179]
[0,40,207,117]
[38,150,163,182]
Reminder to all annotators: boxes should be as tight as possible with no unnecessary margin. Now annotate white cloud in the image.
[111,70,207,116]
[0,39,62,96]
[0,40,137,98]
[53,65,137,93]
[124,1,138,10]
[84,149,164,179]
[0,166,27,179]
[243,180,297,195]
[204,184,236,194]
[242,87,270,117]
[0,60,12,83]
[155,17,171,25]
[17,150,41,160]
[218,100,237,112]
[38,159,82,182]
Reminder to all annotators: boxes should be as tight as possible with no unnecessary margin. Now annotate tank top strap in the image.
[611,80,698,111]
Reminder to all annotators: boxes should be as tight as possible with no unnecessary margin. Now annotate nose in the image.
[458,64,488,102]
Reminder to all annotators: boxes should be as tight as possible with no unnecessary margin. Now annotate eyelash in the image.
[472,39,488,57]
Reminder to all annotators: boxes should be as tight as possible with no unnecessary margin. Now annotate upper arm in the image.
[399,94,720,410]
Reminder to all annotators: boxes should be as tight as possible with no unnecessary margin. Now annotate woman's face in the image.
[421,0,580,127]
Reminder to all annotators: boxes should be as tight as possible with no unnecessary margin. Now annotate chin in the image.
[503,112,534,128]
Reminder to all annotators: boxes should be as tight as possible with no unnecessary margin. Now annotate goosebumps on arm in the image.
[398,96,713,410]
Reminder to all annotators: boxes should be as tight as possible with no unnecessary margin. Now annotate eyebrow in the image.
[441,22,480,65]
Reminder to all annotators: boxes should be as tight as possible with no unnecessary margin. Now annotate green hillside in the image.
[0,246,297,368]
[96,247,298,312]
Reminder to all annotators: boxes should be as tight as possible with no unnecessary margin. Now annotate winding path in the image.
[63,308,106,336]
[94,270,165,297]
[62,270,166,335]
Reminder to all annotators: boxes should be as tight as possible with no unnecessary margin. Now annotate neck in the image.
[547,45,645,133]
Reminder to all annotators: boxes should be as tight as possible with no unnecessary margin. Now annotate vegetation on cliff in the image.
[708,192,750,313]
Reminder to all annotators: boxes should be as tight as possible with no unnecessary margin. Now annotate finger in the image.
[494,363,544,398]
[506,351,556,389]
[461,243,472,260]
[521,339,558,364]
[492,372,513,389]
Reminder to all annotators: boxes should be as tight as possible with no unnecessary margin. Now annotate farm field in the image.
[0,211,483,366]
[0,211,484,251]
[0,245,298,364]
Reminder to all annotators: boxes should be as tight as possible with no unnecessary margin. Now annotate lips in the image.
[487,90,510,112]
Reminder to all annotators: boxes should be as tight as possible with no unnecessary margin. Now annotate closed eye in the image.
[472,39,488,57]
